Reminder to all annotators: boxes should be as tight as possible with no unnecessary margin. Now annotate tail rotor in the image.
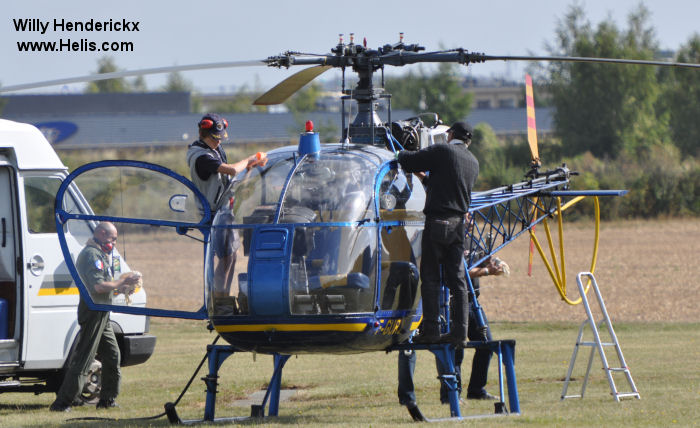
[525,74,539,276]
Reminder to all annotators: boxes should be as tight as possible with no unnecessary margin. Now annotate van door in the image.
[18,172,85,369]
[0,164,20,366]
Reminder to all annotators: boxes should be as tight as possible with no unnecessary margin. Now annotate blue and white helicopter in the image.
[6,35,697,422]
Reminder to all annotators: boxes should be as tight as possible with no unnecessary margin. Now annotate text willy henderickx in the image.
[13,18,139,53]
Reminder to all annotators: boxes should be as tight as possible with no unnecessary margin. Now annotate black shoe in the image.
[96,399,119,409]
[406,402,426,422]
[467,392,498,400]
[49,400,71,412]
[412,331,441,344]
[70,398,86,407]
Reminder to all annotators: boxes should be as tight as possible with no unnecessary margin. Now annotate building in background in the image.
[1,84,551,148]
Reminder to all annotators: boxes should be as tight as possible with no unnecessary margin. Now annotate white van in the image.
[0,119,155,401]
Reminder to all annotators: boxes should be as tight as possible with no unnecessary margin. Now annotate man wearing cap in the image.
[186,113,266,214]
[396,121,479,346]
[186,113,267,311]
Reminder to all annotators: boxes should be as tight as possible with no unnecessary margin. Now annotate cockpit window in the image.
[280,153,375,223]
[230,154,296,225]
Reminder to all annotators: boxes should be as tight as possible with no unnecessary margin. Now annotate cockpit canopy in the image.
[206,145,426,318]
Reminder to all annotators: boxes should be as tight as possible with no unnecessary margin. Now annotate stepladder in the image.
[561,272,640,402]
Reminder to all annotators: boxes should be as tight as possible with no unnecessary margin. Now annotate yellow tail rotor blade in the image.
[525,74,540,166]
[526,74,540,275]
[254,65,332,105]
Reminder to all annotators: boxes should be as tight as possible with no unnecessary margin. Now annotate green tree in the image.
[662,34,700,157]
[545,5,667,159]
[208,84,266,113]
[385,63,472,124]
[285,82,323,113]
[162,71,193,93]
[85,56,132,93]
[132,75,148,92]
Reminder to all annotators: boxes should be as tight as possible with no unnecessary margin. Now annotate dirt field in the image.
[482,218,700,322]
[120,218,699,323]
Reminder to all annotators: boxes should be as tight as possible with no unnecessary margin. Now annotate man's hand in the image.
[487,258,510,276]
[246,152,268,170]
[119,271,142,294]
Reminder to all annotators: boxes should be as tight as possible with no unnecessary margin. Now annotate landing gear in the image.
[164,345,291,424]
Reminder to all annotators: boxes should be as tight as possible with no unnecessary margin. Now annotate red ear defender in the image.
[199,119,214,129]
[222,119,228,129]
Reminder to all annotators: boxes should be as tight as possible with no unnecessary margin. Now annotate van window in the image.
[24,177,61,233]
[24,176,87,236]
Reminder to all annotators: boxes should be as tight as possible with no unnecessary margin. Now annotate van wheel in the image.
[79,359,102,404]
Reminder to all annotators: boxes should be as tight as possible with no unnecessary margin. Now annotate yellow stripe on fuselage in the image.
[214,323,368,333]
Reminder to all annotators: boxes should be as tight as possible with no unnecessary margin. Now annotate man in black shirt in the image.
[397,122,479,345]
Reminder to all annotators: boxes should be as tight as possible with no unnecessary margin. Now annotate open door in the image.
[54,160,212,319]
[0,165,19,365]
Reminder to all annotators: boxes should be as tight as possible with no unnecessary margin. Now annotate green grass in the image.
[1,320,698,427]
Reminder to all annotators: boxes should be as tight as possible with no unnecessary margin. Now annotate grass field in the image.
[3,220,698,426]
[1,320,698,427]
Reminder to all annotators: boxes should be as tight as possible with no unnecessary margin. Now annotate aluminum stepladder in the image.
[561,272,640,402]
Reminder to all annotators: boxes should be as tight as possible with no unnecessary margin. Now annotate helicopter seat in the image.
[308,272,369,313]
[333,190,369,222]
[293,294,316,313]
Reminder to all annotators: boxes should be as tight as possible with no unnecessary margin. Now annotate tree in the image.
[85,56,132,93]
[162,71,193,93]
[285,82,323,113]
[385,63,472,124]
[132,75,148,92]
[545,5,667,159]
[662,34,700,157]
[207,84,267,113]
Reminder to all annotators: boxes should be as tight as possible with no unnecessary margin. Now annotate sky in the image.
[2,0,698,95]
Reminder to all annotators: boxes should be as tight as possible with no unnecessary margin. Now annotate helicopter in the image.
[4,33,699,422]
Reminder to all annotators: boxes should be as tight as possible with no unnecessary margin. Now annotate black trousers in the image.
[438,303,493,400]
[420,216,468,339]
[399,304,494,404]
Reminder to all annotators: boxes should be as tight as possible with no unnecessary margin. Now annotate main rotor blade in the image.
[0,59,266,93]
[254,65,332,105]
[484,55,700,69]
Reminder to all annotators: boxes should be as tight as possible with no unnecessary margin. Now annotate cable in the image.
[66,335,221,423]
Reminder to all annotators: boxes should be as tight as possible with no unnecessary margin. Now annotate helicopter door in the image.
[54,161,212,320]
[247,228,290,316]
[377,168,425,312]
